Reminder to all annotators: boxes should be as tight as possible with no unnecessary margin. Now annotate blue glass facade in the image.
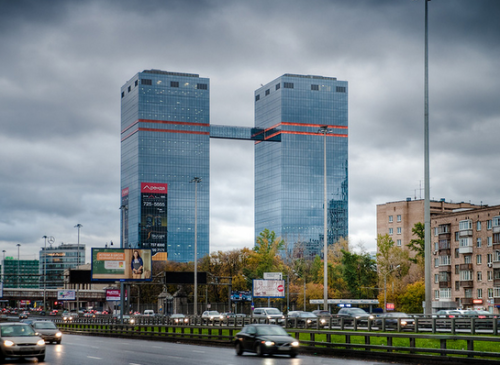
[254,74,348,258]
[121,71,347,262]
[121,70,210,262]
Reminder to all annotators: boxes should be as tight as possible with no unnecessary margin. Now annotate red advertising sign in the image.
[141,182,168,193]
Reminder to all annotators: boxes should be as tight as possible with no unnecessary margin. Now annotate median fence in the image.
[56,317,500,364]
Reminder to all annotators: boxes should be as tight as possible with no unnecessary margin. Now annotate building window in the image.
[434,258,439,267]
[477,238,482,248]
[455,232,459,241]
[128,86,131,92]
[135,80,138,87]
[455,265,459,274]
[336,86,346,93]
[284,82,294,89]
[465,288,473,298]
[196,83,208,90]
[478,288,483,298]
[434,227,439,236]
[434,290,440,299]
[311,84,319,91]
[459,220,472,230]
[434,274,439,284]
[477,221,482,231]
[455,248,459,258]
[477,254,482,264]
[397,239,402,247]
[487,220,492,230]
[464,255,472,264]
[171,81,179,88]
[389,228,393,235]
[487,253,492,263]
[455,281,460,291]
[265,89,270,96]
[488,288,493,298]
[488,237,492,246]
[460,237,471,247]
[460,270,473,281]
[397,215,401,222]
[255,95,260,101]
[440,288,451,299]
[141,79,152,85]
[121,92,124,98]
[397,227,402,235]
[275,83,280,90]
[478,271,482,281]
[389,215,393,223]
[440,256,451,266]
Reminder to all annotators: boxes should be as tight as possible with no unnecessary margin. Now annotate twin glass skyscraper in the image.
[121,70,348,262]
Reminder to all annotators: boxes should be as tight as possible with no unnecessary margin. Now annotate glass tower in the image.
[121,70,210,262]
[254,74,348,258]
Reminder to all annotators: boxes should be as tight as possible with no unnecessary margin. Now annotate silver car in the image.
[0,323,45,362]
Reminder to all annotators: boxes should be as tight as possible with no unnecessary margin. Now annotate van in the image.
[144,310,155,317]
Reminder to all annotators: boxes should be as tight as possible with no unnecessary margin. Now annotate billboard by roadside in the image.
[57,290,76,301]
[252,279,285,298]
[91,248,152,282]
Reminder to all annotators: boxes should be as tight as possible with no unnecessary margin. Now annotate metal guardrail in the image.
[57,321,500,364]
[55,315,500,335]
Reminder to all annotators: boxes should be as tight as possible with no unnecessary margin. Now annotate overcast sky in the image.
[1,0,499,263]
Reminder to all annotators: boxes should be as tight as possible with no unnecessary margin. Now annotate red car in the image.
[49,310,58,316]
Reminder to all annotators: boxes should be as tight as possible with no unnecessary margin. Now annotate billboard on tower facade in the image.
[140,182,168,255]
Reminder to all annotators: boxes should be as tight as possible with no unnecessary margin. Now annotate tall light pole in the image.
[384,265,400,313]
[118,205,127,324]
[16,244,21,289]
[190,177,201,316]
[318,126,330,311]
[74,224,82,312]
[423,0,432,316]
[42,236,47,312]
[2,250,5,287]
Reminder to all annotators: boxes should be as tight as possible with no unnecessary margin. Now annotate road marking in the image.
[87,356,102,360]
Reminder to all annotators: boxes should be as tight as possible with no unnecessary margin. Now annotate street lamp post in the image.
[16,244,21,289]
[190,177,201,316]
[1,250,5,289]
[42,236,47,311]
[74,224,82,312]
[384,265,400,313]
[318,126,330,311]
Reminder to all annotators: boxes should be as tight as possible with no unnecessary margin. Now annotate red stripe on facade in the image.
[139,128,210,135]
[281,130,347,137]
[281,122,348,130]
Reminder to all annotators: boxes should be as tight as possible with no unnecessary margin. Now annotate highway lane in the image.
[0,334,410,365]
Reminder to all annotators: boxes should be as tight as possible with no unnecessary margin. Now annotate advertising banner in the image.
[140,182,168,255]
[106,289,120,301]
[121,187,129,247]
[57,290,76,301]
[231,290,252,302]
[252,279,285,298]
[91,248,152,282]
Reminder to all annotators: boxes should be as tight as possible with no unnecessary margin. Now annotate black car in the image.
[234,324,299,357]
[286,311,318,328]
[336,308,374,325]
[375,312,414,329]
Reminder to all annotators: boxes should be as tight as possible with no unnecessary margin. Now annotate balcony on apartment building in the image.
[459,263,473,270]
[459,246,473,254]
[460,298,474,306]
[439,280,451,288]
[459,280,474,288]
[492,260,500,269]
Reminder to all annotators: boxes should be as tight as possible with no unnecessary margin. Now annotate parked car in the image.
[143,310,155,317]
[0,322,45,362]
[62,313,78,322]
[286,311,318,328]
[170,314,189,324]
[19,311,30,320]
[252,308,285,324]
[435,310,467,318]
[336,308,375,325]
[375,312,414,329]
[31,321,62,344]
[234,324,299,357]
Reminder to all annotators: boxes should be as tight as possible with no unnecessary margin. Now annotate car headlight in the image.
[291,341,299,347]
[264,341,275,346]
[56,332,62,337]
[306,319,311,323]
[401,320,407,326]
[369,315,375,320]
[320,319,326,324]
[4,340,14,347]
[130,319,135,324]
[37,339,46,346]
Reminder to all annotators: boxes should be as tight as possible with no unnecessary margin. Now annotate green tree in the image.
[408,222,425,266]
[397,280,425,313]
[341,250,377,299]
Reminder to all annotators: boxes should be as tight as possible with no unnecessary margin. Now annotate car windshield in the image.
[1,325,36,337]
[207,311,219,315]
[349,309,367,314]
[255,326,288,336]
[266,309,281,315]
[33,322,57,329]
[300,313,316,318]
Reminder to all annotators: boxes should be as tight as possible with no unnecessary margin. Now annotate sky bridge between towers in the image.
[209,125,281,142]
